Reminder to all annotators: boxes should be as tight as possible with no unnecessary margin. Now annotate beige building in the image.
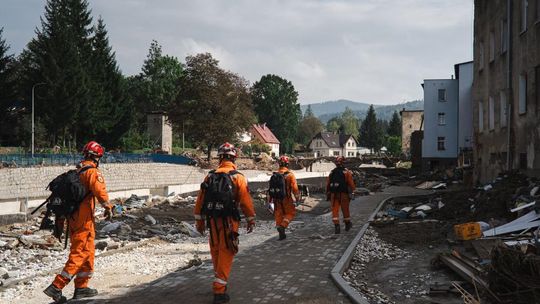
[400,109,423,155]
[147,112,173,154]
[308,132,365,157]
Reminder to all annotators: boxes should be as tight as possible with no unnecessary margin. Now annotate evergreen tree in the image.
[89,17,131,148]
[388,110,401,137]
[359,105,382,151]
[304,104,314,118]
[251,74,301,153]
[25,0,95,147]
[0,28,19,146]
[341,107,359,138]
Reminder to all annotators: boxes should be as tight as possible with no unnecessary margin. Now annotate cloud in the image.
[0,0,473,104]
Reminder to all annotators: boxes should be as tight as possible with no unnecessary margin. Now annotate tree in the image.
[169,53,255,159]
[326,116,343,133]
[304,104,314,118]
[341,107,359,138]
[297,110,324,146]
[0,28,19,146]
[388,110,401,137]
[251,74,300,153]
[359,105,382,151]
[87,17,131,148]
[385,136,401,155]
[128,40,184,133]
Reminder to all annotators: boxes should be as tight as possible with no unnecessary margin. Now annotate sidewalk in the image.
[77,186,426,304]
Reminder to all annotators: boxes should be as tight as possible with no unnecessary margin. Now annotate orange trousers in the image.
[274,200,296,228]
[208,217,240,294]
[53,219,95,289]
[330,193,351,224]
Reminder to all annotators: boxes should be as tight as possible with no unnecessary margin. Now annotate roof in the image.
[311,132,357,148]
[251,123,280,144]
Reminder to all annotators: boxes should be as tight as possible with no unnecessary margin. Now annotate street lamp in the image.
[31,82,45,157]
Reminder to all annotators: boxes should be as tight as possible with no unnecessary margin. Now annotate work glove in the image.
[246,220,255,234]
[103,207,113,221]
[196,220,206,235]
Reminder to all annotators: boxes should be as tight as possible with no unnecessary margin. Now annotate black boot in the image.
[345,221,352,231]
[213,293,230,304]
[73,287,98,299]
[43,284,67,303]
[277,226,286,240]
[334,224,341,234]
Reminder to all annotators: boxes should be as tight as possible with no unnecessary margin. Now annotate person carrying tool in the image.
[194,142,256,304]
[44,141,113,303]
[268,155,300,240]
[326,156,356,234]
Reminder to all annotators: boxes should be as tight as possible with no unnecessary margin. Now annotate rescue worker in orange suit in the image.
[194,142,256,304]
[272,155,300,240]
[326,156,356,234]
[44,141,113,303]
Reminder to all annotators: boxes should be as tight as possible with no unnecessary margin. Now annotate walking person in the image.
[268,155,300,240]
[326,156,356,234]
[44,141,113,303]
[194,142,256,304]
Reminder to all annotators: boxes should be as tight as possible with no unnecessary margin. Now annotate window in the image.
[438,89,447,102]
[409,124,412,128]
[521,0,528,33]
[501,19,508,53]
[500,91,507,127]
[488,97,495,130]
[348,152,354,157]
[489,31,495,62]
[479,101,484,132]
[519,73,527,114]
[479,42,485,70]
[438,112,446,125]
[437,137,446,151]
[333,151,340,156]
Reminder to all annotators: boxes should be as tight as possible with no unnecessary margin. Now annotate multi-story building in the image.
[308,132,367,157]
[473,0,540,182]
[421,62,473,171]
[400,109,423,155]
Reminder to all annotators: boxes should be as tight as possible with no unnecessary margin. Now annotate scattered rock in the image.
[144,215,157,225]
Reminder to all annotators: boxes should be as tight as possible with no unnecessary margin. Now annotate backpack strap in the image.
[78,165,94,175]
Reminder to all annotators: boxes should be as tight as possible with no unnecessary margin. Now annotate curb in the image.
[330,195,392,304]
[330,192,434,304]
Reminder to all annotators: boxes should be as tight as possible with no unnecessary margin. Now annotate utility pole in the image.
[31,83,46,157]
[182,121,185,151]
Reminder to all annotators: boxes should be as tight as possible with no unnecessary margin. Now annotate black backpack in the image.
[200,170,241,220]
[268,171,289,200]
[329,168,348,193]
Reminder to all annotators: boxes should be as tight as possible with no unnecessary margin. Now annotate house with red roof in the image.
[249,123,280,156]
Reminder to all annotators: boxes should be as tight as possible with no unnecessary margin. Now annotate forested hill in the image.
[301,99,423,123]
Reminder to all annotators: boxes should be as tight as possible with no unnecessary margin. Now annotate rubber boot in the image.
[345,221,352,232]
[73,287,98,299]
[43,284,67,303]
[213,293,230,304]
[334,224,341,234]
[277,226,286,240]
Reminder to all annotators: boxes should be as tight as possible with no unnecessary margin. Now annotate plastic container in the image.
[454,222,482,240]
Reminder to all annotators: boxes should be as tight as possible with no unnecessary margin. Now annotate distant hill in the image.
[301,99,423,123]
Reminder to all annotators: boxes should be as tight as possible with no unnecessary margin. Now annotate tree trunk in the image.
[207,143,212,161]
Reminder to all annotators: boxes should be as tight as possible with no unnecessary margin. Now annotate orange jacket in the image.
[194,160,256,222]
[278,167,300,202]
[326,167,356,195]
[69,160,110,231]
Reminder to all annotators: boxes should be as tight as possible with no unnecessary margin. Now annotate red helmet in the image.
[218,142,237,158]
[279,155,289,166]
[335,156,345,166]
[82,141,104,157]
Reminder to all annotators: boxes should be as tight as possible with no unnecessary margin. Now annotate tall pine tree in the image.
[388,110,401,137]
[0,28,19,146]
[359,105,382,151]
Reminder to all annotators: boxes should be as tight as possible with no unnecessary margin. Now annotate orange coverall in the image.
[273,167,300,229]
[194,160,256,295]
[53,160,110,290]
[326,168,356,224]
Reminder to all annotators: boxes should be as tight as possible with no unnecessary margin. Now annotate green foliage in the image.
[251,74,300,153]
[0,27,20,146]
[304,104,314,118]
[359,105,382,151]
[169,53,255,159]
[388,111,401,137]
[326,116,343,133]
[385,136,401,155]
[251,139,271,154]
[297,115,324,146]
[341,107,359,138]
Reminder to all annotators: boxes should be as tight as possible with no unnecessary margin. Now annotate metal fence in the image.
[0,153,192,167]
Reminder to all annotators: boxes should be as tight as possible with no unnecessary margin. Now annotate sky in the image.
[0,0,474,105]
